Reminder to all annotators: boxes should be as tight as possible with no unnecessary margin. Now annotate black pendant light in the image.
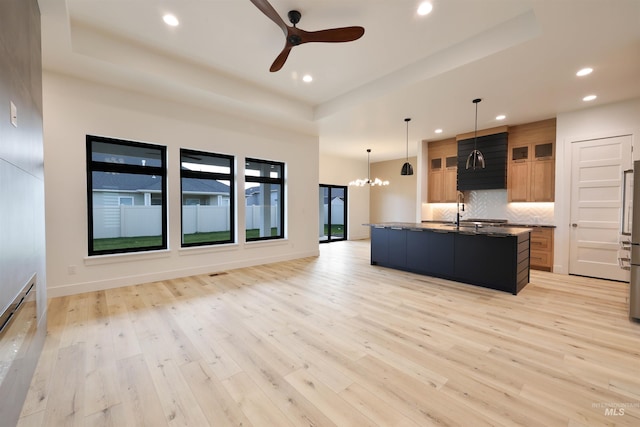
[401,118,414,176]
[466,98,486,170]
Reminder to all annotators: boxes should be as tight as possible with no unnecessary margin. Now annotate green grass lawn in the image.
[93,235,163,252]
[183,231,231,244]
[93,228,281,251]
[324,224,344,236]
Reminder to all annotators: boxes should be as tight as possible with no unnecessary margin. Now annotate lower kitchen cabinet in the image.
[387,227,407,269]
[530,227,554,271]
[454,232,528,294]
[370,225,530,294]
[406,229,454,276]
[371,226,389,265]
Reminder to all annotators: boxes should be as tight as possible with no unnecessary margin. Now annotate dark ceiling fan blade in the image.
[270,45,293,72]
[249,2,366,72]
[249,0,288,35]
[298,26,365,44]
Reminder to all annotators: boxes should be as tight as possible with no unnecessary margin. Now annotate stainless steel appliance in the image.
[621,163,640,320]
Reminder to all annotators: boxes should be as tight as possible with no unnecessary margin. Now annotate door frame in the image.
[319,184,348,244]
[568,134,632,281]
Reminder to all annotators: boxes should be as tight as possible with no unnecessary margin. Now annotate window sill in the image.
[84,249,171,266]
[244,238,289,249]
[178,242,239,256]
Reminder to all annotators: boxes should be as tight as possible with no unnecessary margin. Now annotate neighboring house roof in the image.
[180,178,230,194]
[92,172,229,194]
[323,196,345,204]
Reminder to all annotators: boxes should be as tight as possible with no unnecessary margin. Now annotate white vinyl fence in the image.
[182,205,230,234]
[245,206,280,230]
[93,205,279,239]
[93,205,162,239]
[323,203,345,226]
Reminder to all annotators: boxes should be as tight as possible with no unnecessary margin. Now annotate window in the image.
[245,158,284,241]
[180,149,234,247]
[118,196,134,206]
[86,135,167,255]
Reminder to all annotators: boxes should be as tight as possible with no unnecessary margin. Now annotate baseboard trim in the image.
[48,249,320,298]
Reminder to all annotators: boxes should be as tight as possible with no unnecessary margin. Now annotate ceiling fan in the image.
[249,0,365,72]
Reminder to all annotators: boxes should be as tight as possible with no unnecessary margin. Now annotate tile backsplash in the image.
[427,189,554,225]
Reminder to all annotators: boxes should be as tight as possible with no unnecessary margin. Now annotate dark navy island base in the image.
[368,223,531,295]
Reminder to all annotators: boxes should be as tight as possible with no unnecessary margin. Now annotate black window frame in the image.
[245,157,285,242]
[180,148,235,247]
[86,135,167,256]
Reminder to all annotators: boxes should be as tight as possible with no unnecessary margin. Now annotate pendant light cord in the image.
[405,118,410,161]
[474,102,478,150]
[473,101,478,169]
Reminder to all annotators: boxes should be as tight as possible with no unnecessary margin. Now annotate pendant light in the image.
[400,118,414,175]
[349,149,389,186]
[466,98,486,170]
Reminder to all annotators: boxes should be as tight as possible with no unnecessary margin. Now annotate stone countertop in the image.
[421,220,556,229]
[367,222,532,237]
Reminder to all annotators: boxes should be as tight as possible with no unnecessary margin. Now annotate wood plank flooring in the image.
[17,240,640,426]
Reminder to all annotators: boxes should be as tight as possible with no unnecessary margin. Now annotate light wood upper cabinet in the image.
[507,118,556,202]
[443,156,458,202]
[428,138,457,203]
[428,162,444,202]
[509,160,530,201]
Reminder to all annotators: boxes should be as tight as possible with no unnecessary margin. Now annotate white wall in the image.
[319,152,370,240]
[370,157,418,223]
[44,72,320,297]
[555,97,640,274]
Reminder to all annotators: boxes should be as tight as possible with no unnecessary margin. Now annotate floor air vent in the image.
[209,272,228,277]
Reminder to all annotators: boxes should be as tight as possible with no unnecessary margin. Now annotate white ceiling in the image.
[38,0,640,161]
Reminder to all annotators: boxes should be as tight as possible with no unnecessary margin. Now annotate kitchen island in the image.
[368,222,531,294]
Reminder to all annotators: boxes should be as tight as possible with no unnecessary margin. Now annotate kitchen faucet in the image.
[455,192,465,227]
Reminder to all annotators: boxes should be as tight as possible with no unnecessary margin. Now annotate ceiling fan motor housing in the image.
[288,10,301,25]
[287,35,302,45]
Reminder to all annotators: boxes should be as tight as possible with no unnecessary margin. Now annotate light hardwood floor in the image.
[17,240,640,426]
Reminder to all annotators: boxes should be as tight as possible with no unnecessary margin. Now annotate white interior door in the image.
[569,135,632,281]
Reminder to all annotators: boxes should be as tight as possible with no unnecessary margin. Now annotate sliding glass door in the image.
[319,185,347,243]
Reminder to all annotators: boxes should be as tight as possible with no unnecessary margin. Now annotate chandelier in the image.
[349,149,389,186]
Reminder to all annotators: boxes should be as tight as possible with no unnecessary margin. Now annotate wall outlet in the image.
[10,101,17,127]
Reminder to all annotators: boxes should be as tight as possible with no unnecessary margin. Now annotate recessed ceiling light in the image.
[576,67,593,77]
[302,74,313,83]
[418,2,433,16]
[496,115,506,121]
[583,94,597,102]
[434,129,443,134]
[163,14,179,27]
